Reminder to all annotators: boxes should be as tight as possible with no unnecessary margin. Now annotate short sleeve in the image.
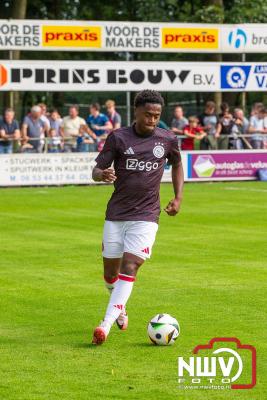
[95,132,117,169]
[166,136,181,166]
[22,116,29,126]
[114,113,121,125]
[14,120,19,130]
[102,114,109,124]
[80,118,86,125]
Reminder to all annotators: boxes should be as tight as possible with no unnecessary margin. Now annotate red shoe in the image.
[116,311,128,330]
[92,326,107,345]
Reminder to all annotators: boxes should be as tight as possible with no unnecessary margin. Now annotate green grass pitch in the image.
[0,182,266,399]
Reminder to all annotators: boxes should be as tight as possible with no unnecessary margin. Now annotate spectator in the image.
[182,116,206,150]
[0,108,20,154]
[157,120,169,129]
[49,109,62,136]
[105,100,122,129]
[38,103,50,132]
[171,106,188,135]
[21,106,48,153]
[231,108,249,149]
[198,101,219,150]
[216,103,234,150]
[86,103,112,151]
[47,128,61,153]
[248,106,267,149]
[60,105,87,152]
[250,102,264,117]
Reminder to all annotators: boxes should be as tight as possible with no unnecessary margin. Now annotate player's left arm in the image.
[165,138,184,216]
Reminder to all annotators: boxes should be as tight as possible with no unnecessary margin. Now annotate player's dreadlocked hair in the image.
[134,90,165,108]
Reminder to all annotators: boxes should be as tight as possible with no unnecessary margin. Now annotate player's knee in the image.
[121,253,144,276]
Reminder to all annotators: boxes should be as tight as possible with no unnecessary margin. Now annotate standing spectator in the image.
[60,105,87,152]
[216,103,234,150]
[86,103,112,151]
[157,119,169,129]
[250,102,264,117]
[171,106,188,135]
[198,101,219,150]
[231,108,249,149]
[0,108,20,154]
[38,103,50,132]
[248,106,267,149]
[105,100,122,129]
[21,106,48,153]
[182,116,206,150]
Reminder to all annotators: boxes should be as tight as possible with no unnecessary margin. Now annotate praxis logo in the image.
[228,28,247,49]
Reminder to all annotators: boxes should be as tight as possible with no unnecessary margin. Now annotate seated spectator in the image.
[216,103,234,150]
[21,106,48,153]
[105,100,122,129]
[47,128,61,153]
[0,108,20,154]
[248,106,267,149]
[60,105,87,152]
[198,101,219,150]
[182,116,206,150]
[231,108,249,149]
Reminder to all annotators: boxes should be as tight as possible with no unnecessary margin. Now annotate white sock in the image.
[103,273,135,328]
[104,275,118,294]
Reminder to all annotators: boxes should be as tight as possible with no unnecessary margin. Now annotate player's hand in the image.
[164,198,181,216]
[101,168,117,183]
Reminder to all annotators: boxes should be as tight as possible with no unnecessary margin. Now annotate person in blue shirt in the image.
[86,103,113,152]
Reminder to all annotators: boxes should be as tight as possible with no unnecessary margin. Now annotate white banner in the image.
[0,152,188,187]
[0,20,266,53]
[0,60,267,92]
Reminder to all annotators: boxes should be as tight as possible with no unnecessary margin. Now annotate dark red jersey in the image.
[95,125,181,223]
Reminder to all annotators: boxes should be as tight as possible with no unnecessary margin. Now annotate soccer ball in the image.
[147,313,180,345]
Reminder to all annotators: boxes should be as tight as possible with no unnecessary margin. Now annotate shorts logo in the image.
[126,158,159,172]
[153,143,165,158]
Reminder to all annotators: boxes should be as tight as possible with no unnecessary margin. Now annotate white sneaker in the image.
[116,310,128,330]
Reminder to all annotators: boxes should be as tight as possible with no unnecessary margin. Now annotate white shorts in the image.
[102,220,159,260]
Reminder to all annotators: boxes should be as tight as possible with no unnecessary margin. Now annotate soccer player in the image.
[91,90,184,345]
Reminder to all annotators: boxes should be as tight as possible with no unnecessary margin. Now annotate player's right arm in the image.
[92,132,117,183]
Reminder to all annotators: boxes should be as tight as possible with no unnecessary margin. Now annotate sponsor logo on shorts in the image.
[153,143,165,158]
[162,28,219,49]
[126,158,159,171]
[0,65,7,86]
[42,25,101,48]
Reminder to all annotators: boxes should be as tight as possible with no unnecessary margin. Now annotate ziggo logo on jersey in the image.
[126,158,159,171]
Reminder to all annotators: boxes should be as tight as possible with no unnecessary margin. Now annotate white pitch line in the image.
[223,187,267,193]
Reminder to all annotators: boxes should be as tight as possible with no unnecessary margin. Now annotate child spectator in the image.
[182,116,206,150]
[47,128,61,153]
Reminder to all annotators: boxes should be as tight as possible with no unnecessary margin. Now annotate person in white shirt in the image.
[60,105,87,152]
[248,107,267,149]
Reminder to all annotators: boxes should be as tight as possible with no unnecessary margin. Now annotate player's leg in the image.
[92,221,124,345]
[95,222,158,344]
[103,257,121,293]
